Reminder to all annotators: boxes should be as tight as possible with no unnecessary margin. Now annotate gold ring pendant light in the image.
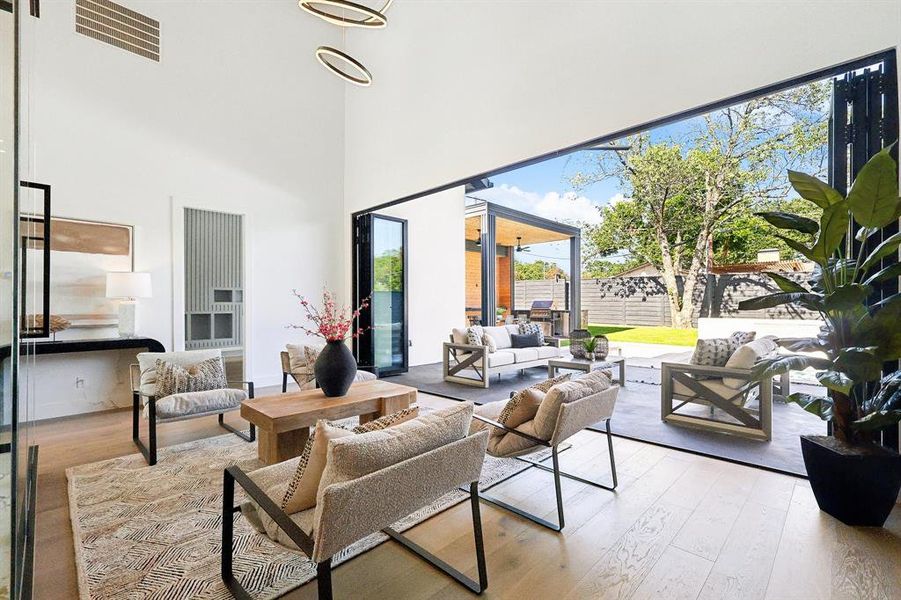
[300,0,392,86]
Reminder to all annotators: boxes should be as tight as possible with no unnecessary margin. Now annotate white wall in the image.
[343,0,901,214]
[20,1,346,418]
[380,187,465,365]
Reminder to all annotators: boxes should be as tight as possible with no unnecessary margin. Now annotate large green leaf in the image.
[864,370,901,413]
[738,292,822,312]
[854,303,901,360]
[785,392,833,421]
[855,227,879,242]
[788,170,843,208]
[833,347,883,382]
[775,234,822,266]
[782,337,828,352]
[823,284,871,313]
[860,231,901,274]
[847,146,901,228]
[755,211,819,235]
[853,410,901,431]
[813,200,850,261]
[815,370,854,395]
[863,262,901,286]
[751,355,833,380]
[763,272,809,294]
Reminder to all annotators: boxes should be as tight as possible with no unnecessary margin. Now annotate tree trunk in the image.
[830,390,853,442]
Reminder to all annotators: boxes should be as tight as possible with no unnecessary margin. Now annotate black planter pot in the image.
[801,435,901,527]
[314,340,357,397]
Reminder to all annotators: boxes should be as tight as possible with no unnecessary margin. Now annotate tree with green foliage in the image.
[572,81,830,327]
[515,260,566,281]
[373,249,403,291]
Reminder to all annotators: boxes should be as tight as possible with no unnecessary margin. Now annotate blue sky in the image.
[467,120,696,270]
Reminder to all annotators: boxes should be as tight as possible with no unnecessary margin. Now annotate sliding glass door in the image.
[354,213,408,376]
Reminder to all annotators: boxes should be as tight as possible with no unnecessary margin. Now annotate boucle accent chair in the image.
[470,370,619,531]
[131,349,255,466]
[222,403,490,600]
[280,348,378,392]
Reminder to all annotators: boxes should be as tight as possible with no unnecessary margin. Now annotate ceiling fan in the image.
[515,237,531,253]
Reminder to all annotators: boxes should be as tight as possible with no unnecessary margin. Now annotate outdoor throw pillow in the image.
[482,333,498,353]
[511,332,540,348]
[280,406,420,514]
[154,357,227,398]
[690,338,733,368]
[286,343,321,375]
[466,325,485,347]
[518,322,545,346]
[728,331,757,352]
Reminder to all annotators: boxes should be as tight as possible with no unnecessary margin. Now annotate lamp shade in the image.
[106,272,152,299]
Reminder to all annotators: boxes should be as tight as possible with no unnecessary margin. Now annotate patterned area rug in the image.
[67,428,534,599]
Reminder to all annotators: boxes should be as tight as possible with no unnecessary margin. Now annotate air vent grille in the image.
[75,0,159,62]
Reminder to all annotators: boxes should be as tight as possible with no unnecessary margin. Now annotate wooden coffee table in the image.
[241,379,417,465]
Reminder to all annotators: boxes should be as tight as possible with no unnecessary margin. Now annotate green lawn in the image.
[585,324,698,347]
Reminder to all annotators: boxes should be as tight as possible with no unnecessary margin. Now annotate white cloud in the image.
[477,184,602,225]
[606,192,631,206]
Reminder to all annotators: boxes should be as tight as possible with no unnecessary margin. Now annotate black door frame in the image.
[353,213,409,376]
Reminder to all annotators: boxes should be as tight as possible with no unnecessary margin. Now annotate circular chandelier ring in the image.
[315,46,372,86]
[299,0,390,28]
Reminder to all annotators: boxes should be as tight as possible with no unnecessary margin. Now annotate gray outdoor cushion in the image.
[487,352,515,367]
[536,346,561,359]
[483,326,512,349]
[152,387,246,420]
[509,348,539,363]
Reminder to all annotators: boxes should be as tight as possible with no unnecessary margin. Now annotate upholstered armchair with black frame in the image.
[279,349,379,393]
[130,349,256,466]
[221,426,490,599]
[470,373,619,531]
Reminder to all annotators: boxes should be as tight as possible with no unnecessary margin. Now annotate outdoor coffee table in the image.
[241,379,418,465]
[547,356,626,387]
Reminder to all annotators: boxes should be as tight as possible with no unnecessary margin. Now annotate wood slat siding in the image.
[185,208,244,350]
[75,0,160,62]
[515,273,815,327]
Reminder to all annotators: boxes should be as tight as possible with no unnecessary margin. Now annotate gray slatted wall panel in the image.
[185,208,244,350]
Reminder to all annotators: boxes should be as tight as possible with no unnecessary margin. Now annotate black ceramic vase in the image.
[314,340,357,397]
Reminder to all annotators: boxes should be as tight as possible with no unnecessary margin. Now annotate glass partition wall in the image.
[3,0,37,596]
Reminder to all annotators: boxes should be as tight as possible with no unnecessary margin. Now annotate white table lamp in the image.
[106,272,152,337]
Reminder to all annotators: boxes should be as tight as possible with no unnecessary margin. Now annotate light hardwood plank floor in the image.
[31,390,901,600]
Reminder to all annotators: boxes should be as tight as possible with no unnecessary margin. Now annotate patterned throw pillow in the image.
[466,325,485,347]
[689,332,755,380]
[280,406,420,514]
[518,322,545,346]
[728,331,756,352]
[155,357,227,398]
[494,373,571,437]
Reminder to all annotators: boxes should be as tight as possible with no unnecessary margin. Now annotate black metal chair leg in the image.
[470,482,489,592]
[133,395,157,466]
[317,560,333,600]
[218,413,255,443]
[282,373,288,393]
[606,419,618,489]
[221,471,253,600]
[552,446,565,530]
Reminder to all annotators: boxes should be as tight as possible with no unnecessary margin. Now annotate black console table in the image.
[0,337,165,361]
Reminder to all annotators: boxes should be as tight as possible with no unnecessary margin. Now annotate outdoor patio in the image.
[388,356,825,476]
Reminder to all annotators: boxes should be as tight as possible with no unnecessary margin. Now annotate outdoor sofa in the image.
[443,324,563,388]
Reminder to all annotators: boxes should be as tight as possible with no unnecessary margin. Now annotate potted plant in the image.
[292,289,369,397]
[738,145,901,526]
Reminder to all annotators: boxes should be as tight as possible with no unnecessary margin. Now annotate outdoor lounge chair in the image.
[131,349,255,466]
[221,404,490,600]
[470,373,619,531]
[660,337,786,441]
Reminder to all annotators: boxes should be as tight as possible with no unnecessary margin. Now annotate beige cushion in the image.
[240,456,316,550]
[351,406,420,433]
[314,403,473,527]
[451,328,469,345]
[470,400,506,435]
[286,343,322,374]
[137,349,221,397]
[673,377,744,400]
[533,370,612,440]
[536,345,562,359]
[300,369,376,391]
[505,324,520,336]
[280,421,354,514]
[152,387,246,420]
[488,420,543,457]
[509,348,539,363]
[483,326,512,349]
[482,333,498,353]
[488,352,515,367]
[722,337,778,389]
[155,356,227,398]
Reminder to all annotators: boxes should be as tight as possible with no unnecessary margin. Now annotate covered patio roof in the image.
[464,201,580,245]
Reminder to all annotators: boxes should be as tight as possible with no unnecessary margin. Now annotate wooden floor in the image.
[32,390,901,600]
